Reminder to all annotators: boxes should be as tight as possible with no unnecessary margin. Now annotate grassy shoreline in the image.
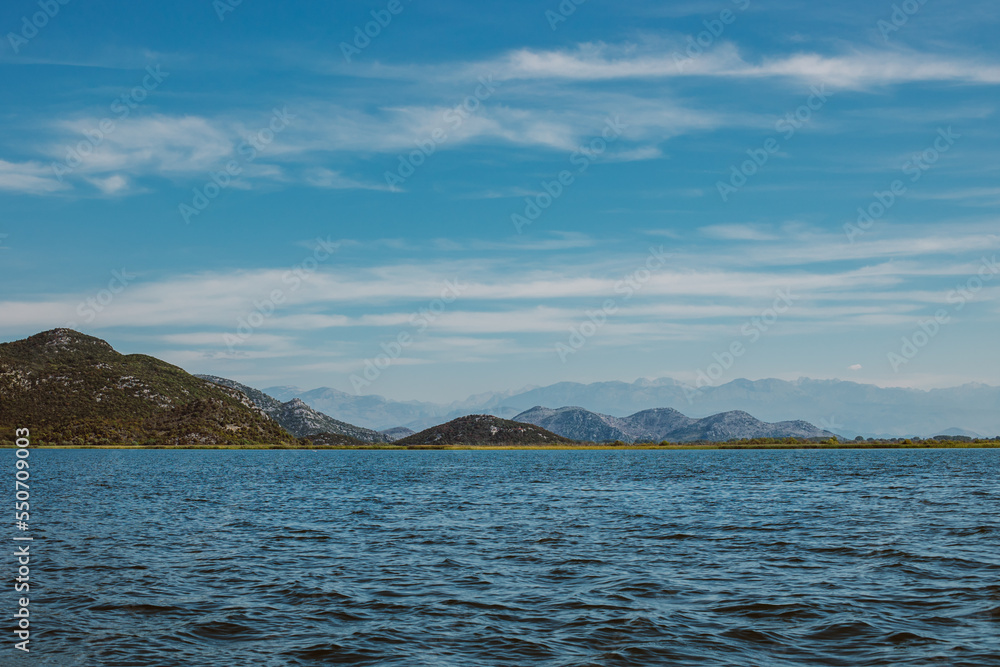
[7,442,1000,451]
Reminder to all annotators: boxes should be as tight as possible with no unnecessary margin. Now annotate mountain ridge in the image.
[514,406,836,443]
[3,330,994,444]
[197,375,382,442]
[269,376,1000,438]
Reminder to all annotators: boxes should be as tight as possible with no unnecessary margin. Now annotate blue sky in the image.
[1,0,998,402]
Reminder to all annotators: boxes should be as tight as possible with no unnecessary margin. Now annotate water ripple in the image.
[34,448,1000,666]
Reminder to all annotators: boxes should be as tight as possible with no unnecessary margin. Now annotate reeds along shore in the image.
[7,439,1000,450]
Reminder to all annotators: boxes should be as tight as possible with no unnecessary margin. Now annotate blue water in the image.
[27,449,1000,665]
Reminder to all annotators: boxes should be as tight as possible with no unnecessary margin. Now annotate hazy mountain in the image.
[264,385,452,432]
[273,377,1000,438]
[514,406,833,443]
[487,378,983,438]
[199,375,382,442]
[396,414,573,447]
[0,330,297,447]
[379,427,416,442]
[6,330,992,444]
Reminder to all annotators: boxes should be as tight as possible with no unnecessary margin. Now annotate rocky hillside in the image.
[515,406,835,443]
[0,329,298,447]
[666,410,833,442]
[512,406,630,442]
[396,414,573,447]
[198,375,382,442]
[623,408,697,440]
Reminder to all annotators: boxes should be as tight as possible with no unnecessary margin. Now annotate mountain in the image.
[396,414,573,447]
[0,330,297,447]
[497,378,1000,439]
[272,377,1000,438]
[616,408,696,441]
[264,385,451,432]
[511,406,634,442]
[379,427,416,442]
[662,411,834,442]
[514,406,835,443]
[197,375,382,442]
[275,399,383,442]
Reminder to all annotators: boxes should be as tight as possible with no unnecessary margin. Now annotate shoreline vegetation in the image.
[6,439,999,450]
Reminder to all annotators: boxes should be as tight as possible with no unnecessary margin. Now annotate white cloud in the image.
[7,38,999,202]
[475,42,1000,89]
[714,230,1000,267]
[1,232,993,337]
[607,146,664,162]
[52,115,233,175]
[701,224,780,241]
[86,174,130,195]
[0,159,67,194]
[304,168,391,191]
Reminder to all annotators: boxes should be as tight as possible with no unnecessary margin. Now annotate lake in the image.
[31,449,1000,665]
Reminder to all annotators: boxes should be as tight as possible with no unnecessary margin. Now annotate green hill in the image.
[0,329,298,447]
[396,414,575,447]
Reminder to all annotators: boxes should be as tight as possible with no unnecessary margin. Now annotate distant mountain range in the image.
[2,330,993,446]
[268,377,1000,438]
[514,406,834,443]
[264,385,463,432]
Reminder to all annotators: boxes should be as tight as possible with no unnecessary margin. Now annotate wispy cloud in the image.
[700,224,780,241]
[3,227,996,339]
[304,168,391,191]
[24,39,996,199]
[86,174,131,195]
[0,159,67,194]
[471,42,1000,89]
